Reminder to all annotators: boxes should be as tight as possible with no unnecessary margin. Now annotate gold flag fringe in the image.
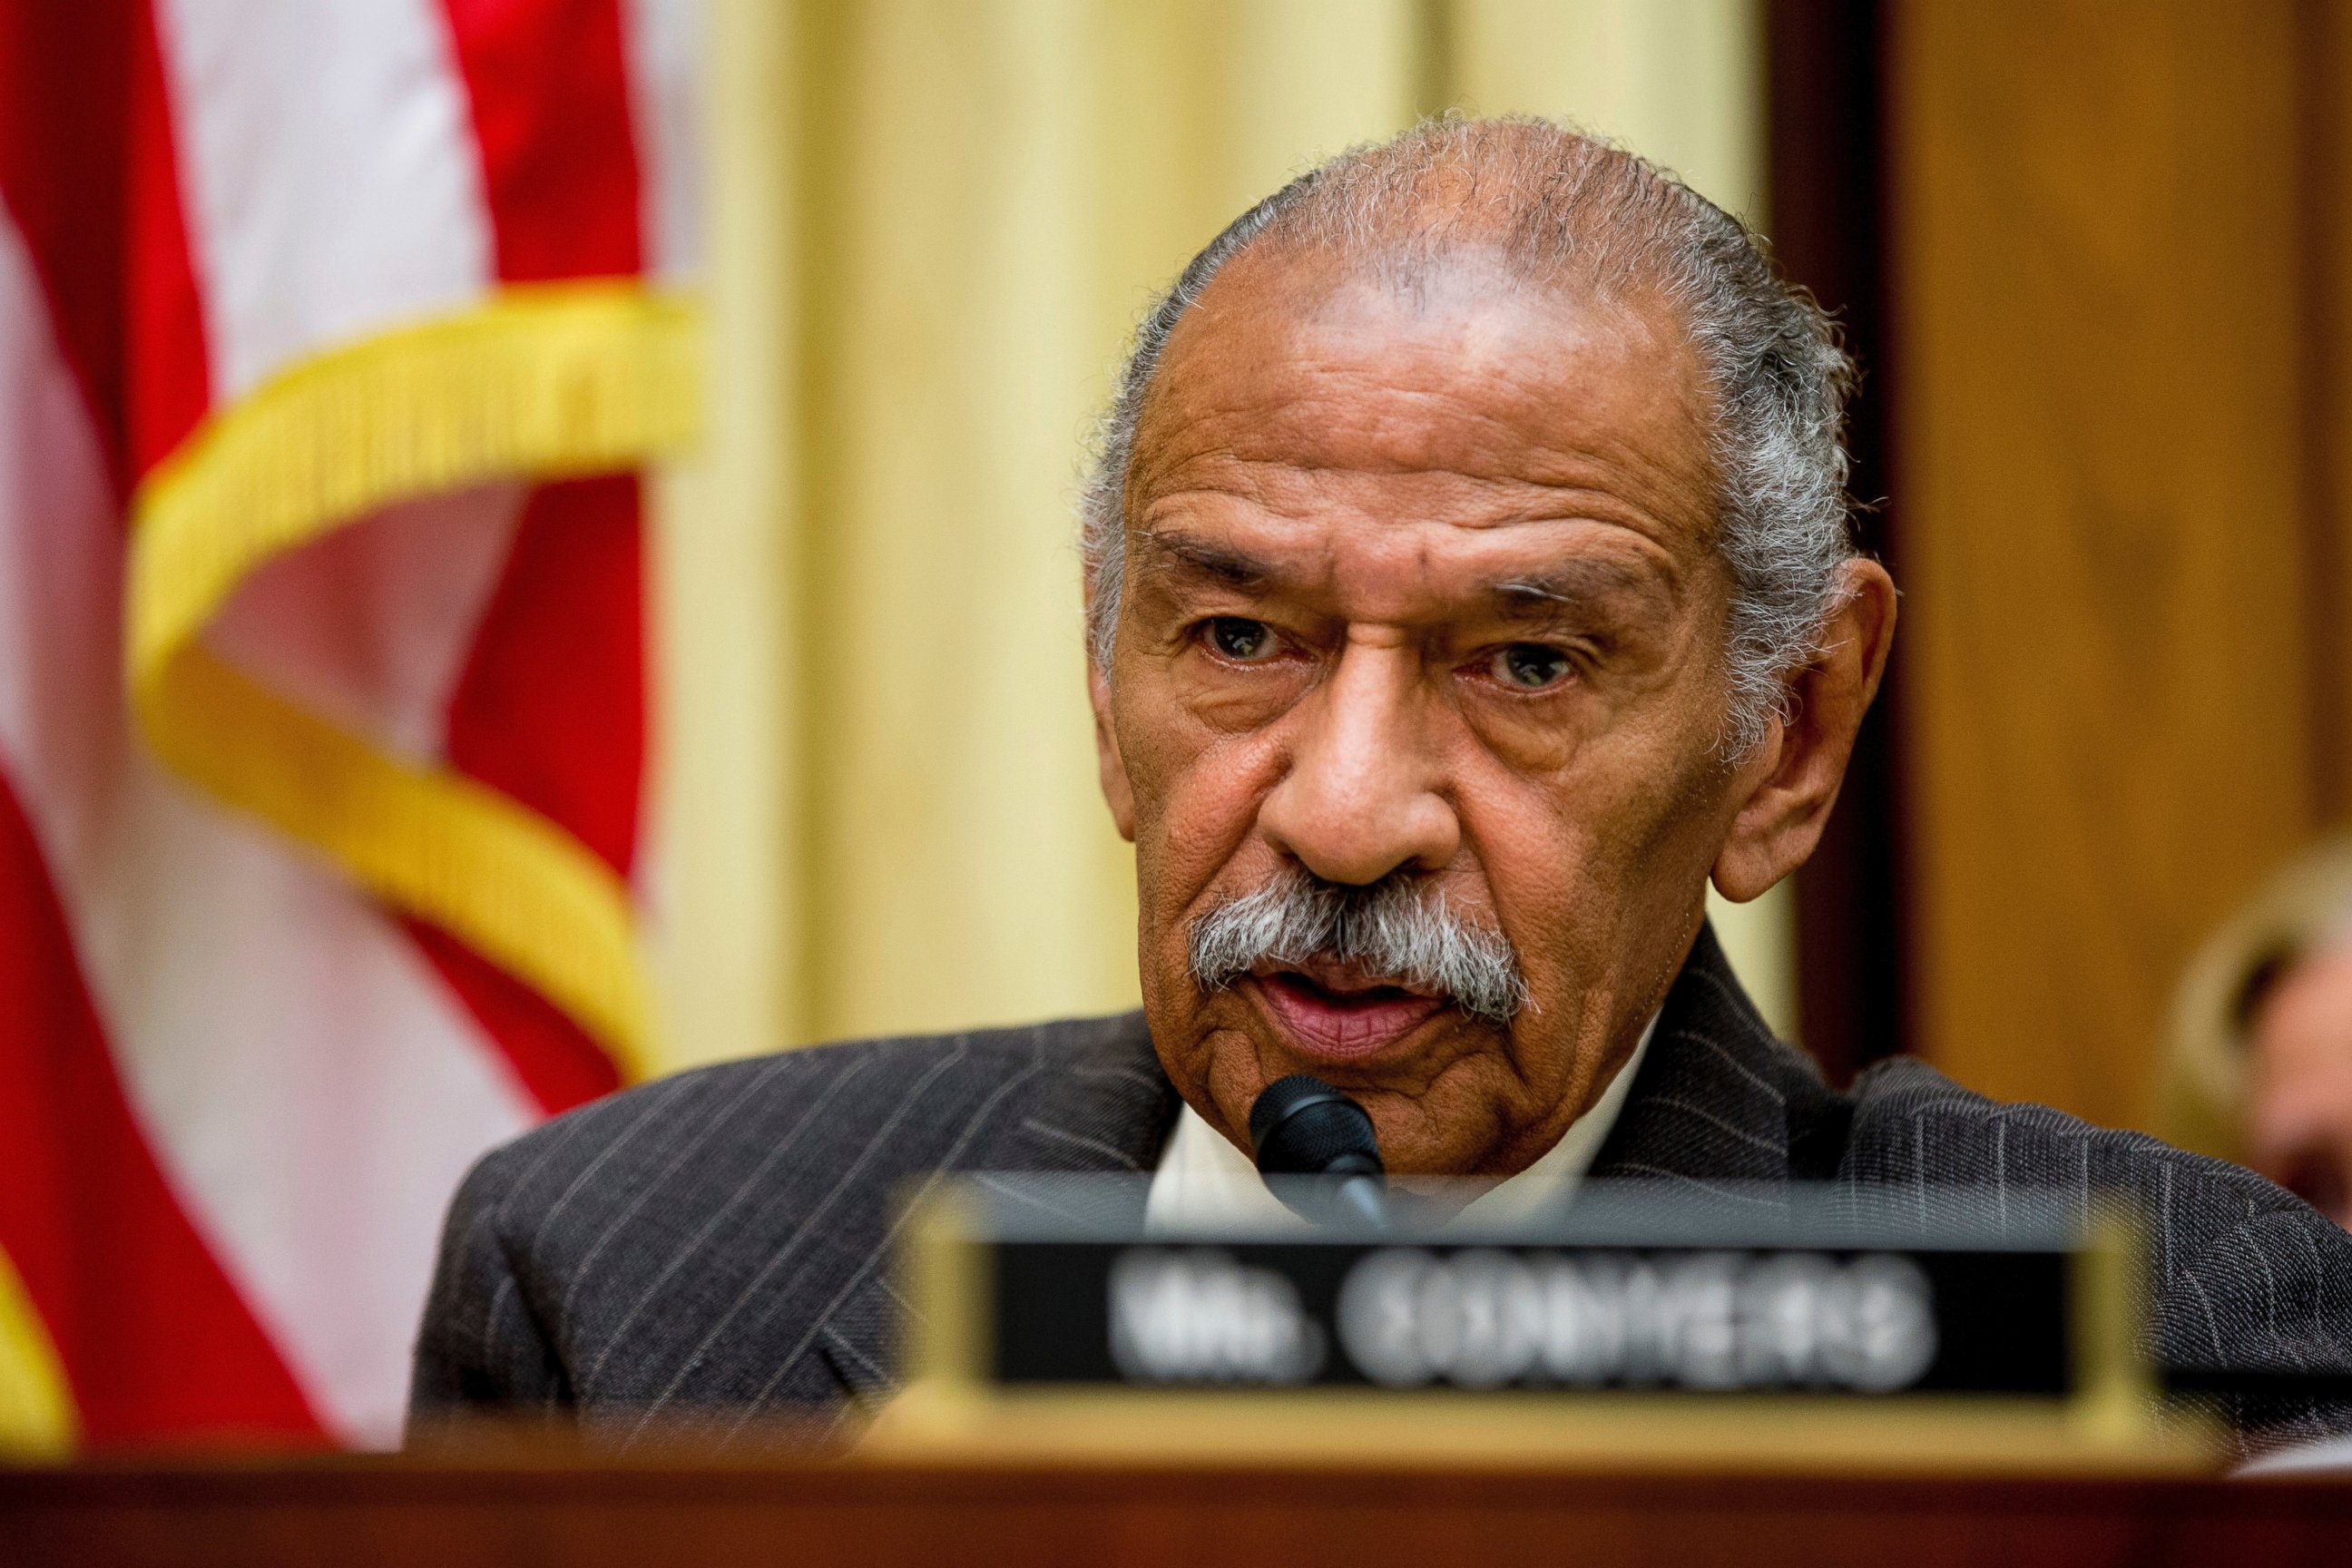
[127,283,702,1073]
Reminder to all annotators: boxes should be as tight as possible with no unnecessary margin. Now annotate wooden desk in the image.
[3,1454,2348,1567]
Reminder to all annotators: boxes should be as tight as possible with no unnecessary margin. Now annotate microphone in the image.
[1248,1074,1393,1230]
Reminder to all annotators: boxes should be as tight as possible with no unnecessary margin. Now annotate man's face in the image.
[1093,247,1757,1179]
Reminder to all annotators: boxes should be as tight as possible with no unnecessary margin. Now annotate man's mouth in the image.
[1242,956,1451,1061]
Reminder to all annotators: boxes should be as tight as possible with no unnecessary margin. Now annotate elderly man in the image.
[410,120,2352,1443]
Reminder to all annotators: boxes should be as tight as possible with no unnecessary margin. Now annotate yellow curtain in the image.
[658,0,1784,1073]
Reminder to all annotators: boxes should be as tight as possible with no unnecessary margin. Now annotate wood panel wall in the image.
[1887,0,2349,1132]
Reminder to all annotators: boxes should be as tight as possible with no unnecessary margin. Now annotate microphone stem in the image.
[1332,1173,1394,1231]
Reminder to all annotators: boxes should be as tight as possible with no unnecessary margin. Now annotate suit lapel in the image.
[1588,922,1847,1191]
[813,1014,1178,1408]
[974,1011,1182,1173]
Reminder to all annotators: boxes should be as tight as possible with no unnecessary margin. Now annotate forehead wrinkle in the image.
[1142,451,1690,551]
[1140,283,1708,480]
[1144,386,1706,524]
[1145,371,1683,487]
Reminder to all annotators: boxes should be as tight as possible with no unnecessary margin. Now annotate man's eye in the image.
[1492,643,1573,690]
[1204,617,1277,662]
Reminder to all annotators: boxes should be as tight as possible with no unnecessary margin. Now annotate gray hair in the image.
[1079,116,1857,755]
[1189,864,1531,1024]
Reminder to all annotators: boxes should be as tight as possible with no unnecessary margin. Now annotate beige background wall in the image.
[652,0,1786,1073]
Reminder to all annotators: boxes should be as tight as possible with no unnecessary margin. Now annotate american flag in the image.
[0,0,699,1450]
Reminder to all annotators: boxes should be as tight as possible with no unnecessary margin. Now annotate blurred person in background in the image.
[2165,841,2352,1228]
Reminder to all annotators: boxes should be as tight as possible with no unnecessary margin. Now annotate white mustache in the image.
[1186,866,1531,1024]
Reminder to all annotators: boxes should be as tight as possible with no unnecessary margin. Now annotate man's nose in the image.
[1258,633,1460,886]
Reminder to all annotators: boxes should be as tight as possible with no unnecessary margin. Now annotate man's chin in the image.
[1237,972,1458,1073]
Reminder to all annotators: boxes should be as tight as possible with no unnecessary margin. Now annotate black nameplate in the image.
[903,1180,2131,1407]
[986,1240,2071,1396]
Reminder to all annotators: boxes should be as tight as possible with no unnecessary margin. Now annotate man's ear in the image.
[1089,652,1138,842]
[1711,558,1897,902]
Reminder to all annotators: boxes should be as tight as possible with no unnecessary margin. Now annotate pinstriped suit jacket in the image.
[408,926,2352,1449]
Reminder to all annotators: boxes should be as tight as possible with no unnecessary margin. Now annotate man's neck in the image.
[1142,1013,1659,1234]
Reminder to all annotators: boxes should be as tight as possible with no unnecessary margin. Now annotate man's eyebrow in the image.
[1490,558,1661,614]
[1134,529,1273,588]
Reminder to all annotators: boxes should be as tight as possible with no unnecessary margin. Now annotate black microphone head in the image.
[1249,1074,1384,1179]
